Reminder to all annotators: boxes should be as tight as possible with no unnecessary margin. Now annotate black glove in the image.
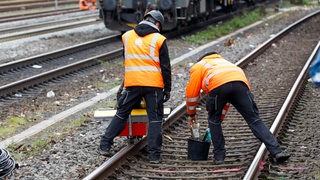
[163,90,170,103]
[116,91,122,101]
[116,81,124,101]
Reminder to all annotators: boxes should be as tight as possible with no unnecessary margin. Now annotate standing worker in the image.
[99,10,171,164]
[185,52,290,164]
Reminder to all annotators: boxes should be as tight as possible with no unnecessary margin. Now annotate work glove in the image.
[116,81,124,101]
[116,90,122,101]
[115,81,124,109]
[187,115,197,129]
[163,90,170,103]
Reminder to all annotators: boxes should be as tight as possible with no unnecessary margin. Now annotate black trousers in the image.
[100,86,164,158]
[206,81,282,159]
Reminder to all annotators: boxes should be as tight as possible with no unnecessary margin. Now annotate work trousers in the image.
[100,86,164,158]
[206,81,282,159]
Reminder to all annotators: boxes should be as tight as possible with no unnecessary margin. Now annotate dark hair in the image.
[197,52,219,62]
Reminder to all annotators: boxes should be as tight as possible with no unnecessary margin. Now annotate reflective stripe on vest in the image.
[123,30,165,88]
[204,68,243,89]
[198,56,249,92]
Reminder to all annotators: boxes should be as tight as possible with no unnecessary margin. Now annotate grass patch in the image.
[0,116,28,139]
[185,9,263,45]
[314,171,320,179]
[291,0,317,5]
[6,115,90,161]
[98,58,123,68]
[96,80,122,90]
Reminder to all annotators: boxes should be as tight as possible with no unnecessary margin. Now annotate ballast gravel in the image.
[1,6,319,180]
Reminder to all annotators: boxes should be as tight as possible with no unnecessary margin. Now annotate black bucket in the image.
[187,138,211,161]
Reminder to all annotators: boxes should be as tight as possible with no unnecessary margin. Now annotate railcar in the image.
[98,0,245,33]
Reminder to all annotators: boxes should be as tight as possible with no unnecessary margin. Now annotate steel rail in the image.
[83,103,187,180]
[0,0,49,6]
[83,10,320,179]
[0,14,98,33]
[0,0,76,6]
[0,19,100,43]
[237,9,320,67]
[0,8,80,24]
[0,34,120,75]
[0,0,77,12]
[0,48,122,98]
[244,41,320,179]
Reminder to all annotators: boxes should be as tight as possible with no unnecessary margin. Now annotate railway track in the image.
[0,0,78,13]
[0,3,258,119]
[84,10,320,179]
[0,0,83,24]
[0,14,98,35]
[257,41,320,179]
[0,8,81,24]
[0,34,121,99]
[0,15,101,43]
[0,6,318,179]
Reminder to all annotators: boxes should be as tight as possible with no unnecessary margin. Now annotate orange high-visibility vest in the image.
[79,0,89,10]
[122,30,166,88]
[186,54,250,115]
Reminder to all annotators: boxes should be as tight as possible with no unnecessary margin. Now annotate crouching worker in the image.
[98,10,171,164]
[185,52,290,165]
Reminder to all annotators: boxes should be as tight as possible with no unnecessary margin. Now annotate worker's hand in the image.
[187,115,197,129]
[117,81,124,101]
[116,91,122,101]
[163,90,170,103]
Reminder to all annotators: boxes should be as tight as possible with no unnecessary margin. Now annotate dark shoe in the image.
[149,156,162,164]
[149,159,162,164]
[214,159,224,165]
[273,152,290,163]
[98,147,110,156]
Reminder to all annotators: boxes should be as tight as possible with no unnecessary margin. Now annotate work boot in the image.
[214,153,225,165]
[214,159,224,165]
[98,146,110,156]
[149,156,162,164]
[272,152,290,163]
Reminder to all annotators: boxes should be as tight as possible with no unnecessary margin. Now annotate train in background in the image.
[98,0,255,33]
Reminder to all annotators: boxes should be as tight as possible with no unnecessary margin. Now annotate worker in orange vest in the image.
[79,0,96,10]
[79,0,89,10]
[99,10,171,164]
[185,52,290,164]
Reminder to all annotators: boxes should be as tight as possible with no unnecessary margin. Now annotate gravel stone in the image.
[1,6,319,180]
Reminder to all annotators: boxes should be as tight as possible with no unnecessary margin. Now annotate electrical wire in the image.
[0,149,16,178]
